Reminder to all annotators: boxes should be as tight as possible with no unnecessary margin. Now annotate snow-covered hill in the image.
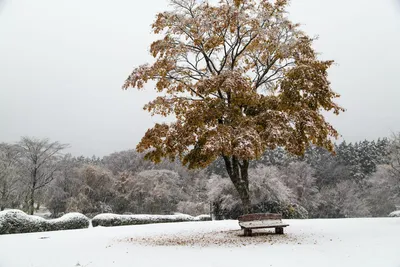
[0,218,399,267]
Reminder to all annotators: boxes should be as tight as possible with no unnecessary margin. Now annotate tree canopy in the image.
[124,0,342,168]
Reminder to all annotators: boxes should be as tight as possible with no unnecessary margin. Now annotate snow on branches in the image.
[123,0,342,168]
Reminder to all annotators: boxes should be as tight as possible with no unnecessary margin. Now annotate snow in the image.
[92,213,198,227]
[0,209,45,225]
[0,210,89,234]
[239,219,284,228]
[52,212,88,221]
[0,218,399,267]
[389,210,400,217]
[94,213,196,222]
[195,214,212,221]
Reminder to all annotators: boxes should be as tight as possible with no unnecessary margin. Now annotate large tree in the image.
[17,137,68,215]
[123,0,343,213]
[0,143,21,211]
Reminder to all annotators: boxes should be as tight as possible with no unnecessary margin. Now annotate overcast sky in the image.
[1,0,400,157]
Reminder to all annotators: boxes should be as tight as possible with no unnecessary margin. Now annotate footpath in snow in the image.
[0,218,399,267]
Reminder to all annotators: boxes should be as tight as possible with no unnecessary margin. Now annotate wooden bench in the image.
[238,213,289,236]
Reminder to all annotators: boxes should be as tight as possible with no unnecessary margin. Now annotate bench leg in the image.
[244,228,252,236]
[275,227,284,235]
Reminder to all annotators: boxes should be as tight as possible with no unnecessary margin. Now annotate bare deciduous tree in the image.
[0,143,21,210]
[66,164,115,214]
[130,170,188,214]
[366,165,399,216]
[17,137,68,215]
[280,162,320,212]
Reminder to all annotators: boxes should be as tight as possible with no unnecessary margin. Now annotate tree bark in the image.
[223,156,252,214]
[28,187,35,215]
[0,183,6,211]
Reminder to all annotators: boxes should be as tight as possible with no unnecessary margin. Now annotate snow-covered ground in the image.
[0,218,399,267]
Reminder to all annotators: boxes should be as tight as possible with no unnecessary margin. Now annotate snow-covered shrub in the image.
[389,211,400,217]
[253,201,308,219]
[92,213,198,227]
[207,174,241,217]
[207,168,308,219]
[48,213,90,231]
[195,214,212,221]
[0,210,90,235]
[284,203,309,219]
[0,210,49,234]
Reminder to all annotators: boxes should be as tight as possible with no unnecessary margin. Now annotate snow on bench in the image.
[238,213,289,236]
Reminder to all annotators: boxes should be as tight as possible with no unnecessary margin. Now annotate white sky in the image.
[1,0,400,156]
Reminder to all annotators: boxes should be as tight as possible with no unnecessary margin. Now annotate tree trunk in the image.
[223,156,252,214]
[28,167,37,215]
[1,180,7,211]
[0,196,4,211]
[28,187,35,215]
[1,186,5,211]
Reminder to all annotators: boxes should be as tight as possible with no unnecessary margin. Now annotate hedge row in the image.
[92,213,211,227]
[0,210,90,235]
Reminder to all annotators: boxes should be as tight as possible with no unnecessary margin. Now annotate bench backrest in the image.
[238,213,282,222]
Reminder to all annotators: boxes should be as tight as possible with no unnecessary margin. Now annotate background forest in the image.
[1,135,399,219]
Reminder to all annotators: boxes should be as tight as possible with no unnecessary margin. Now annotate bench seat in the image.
[238,213,289,236]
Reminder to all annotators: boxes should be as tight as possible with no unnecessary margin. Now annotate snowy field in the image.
[0,218,399,267]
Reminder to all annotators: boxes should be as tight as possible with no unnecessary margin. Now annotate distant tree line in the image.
[0,136,399,218]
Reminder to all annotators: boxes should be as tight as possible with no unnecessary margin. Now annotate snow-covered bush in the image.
[0,210,90,235]
[92,213,198,227]
[388,211,400,217]
[207,168,309,219]
[284,203,309,219]
[252,201,308,219]
[195,214,212,221]
[48,213,90,231]
[207,174,242,216]
[0,210,49,234]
